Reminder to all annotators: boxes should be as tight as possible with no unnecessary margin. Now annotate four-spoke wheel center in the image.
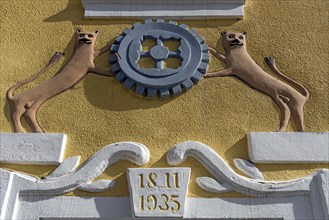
[150,45,169,61]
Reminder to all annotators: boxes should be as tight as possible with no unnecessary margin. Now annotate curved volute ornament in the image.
[204,31,309,132]
[18,142,150,195]
[167,141,328,197]
[6,29,114,133]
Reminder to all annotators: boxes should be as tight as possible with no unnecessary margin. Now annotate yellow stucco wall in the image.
[0,0,328,197]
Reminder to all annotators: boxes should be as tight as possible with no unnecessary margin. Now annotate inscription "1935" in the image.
[138,172,180,213]
[127,168,190,217]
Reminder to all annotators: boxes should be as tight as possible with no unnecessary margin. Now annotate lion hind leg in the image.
[9,101,26,133]
[274,95,291,132]
[23,101,44,133]
[290,105,305,132]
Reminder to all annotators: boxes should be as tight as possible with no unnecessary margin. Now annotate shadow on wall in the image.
[2,33,86,130]
[83,74,176,111]
[3,102,12,131]
[2,32,174,134]
[224,136,249,164]
[41,0,242,112]
[2,33,77,131]
[44,0,134,25]
[43,0,241,27]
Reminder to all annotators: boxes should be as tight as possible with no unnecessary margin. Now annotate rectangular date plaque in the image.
[127,168,191,218]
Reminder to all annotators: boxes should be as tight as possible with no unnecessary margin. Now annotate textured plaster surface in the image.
[248,132,329,163]
[0,0,328,198]
[0,133,66,164]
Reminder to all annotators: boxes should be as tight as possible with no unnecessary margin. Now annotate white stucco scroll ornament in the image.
[167,141,329,219]
[0,142,150,220]
[1,140,328,219]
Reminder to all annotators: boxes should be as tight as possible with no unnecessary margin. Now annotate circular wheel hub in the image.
[150,45,169,61]
[110,19,209,98]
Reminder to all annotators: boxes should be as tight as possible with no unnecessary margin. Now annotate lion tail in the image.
[265,56,309,100]
[6,52,64,100]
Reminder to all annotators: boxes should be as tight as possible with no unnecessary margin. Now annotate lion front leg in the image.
[209,47,227,63]
[204,68,233,78]
[90,66,115,77]
[94,44,112,58]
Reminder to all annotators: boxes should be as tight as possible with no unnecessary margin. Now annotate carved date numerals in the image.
[137,172,181,213]
[138,172,179,189]
[139,194,180,213]
[128,168,190,217]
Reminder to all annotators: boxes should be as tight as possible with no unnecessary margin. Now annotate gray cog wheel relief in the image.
[109,19,209,98]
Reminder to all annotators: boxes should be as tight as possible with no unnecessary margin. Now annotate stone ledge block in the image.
[0,133,67,165]
[248,132,329,163]
[81,0,246,19]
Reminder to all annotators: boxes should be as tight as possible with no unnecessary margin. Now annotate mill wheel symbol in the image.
[138,36,182,71]
[110,19,209,98]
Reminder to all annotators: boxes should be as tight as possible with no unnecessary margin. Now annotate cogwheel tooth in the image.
[147,88,158,98]
[190,71,203,83]
[115,71,126,82]
[132,22,142,29]
[159,88,170,98]
[111,62,121,73]
[196,36,205,44]
[114,36,124,44]
[110,44,120,53]
[170,85,182,96]
[197,62,208,74]
[188,29,197,36]
[109,54,118,64]
[122,28,132,36]
[202,53,210,63]
[123,78,135,89]
[156,19,165,23]
[181,79,193,90]
[144,19,153,24]
[135,84,146,96]
[201,44,209,52]
[169,20,177,25]
[179,24,189,30]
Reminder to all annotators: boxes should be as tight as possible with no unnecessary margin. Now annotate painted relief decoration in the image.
[6,29,114,133]
[5,24,310,132]
[1,0,329,219]
[109,20,209,98]
[204,32,309,132]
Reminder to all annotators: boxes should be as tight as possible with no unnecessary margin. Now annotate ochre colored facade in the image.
[0,0,328,197]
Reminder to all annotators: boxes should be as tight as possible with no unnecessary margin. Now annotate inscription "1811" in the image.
[139,172,179,189]
[138,172,181,213]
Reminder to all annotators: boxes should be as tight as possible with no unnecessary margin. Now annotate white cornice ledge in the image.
[248,132,329,163]
[81,0,246,20]
[0,133,66,165]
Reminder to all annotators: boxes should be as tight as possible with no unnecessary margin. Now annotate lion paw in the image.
[49,52,65,64]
